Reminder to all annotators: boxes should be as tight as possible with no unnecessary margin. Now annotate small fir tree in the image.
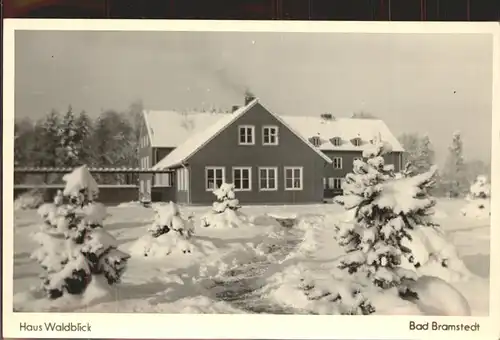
[334,137,439,291]
[200,183,248,228]
[461,175,491,218]
[131,202,195,257]
[467,175,490,200]
[212,183,241,213]
[149,202,194,239]
[31,165,129,299]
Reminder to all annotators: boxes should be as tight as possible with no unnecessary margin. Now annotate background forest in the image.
[14,104,490,197]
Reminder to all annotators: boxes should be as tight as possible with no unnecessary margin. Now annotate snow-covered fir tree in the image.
[130,201,195,257]
[40,110,62,168]
[443,131,467,197]
[58,106,80,167]
[398,133,435,175]
[468,175,490,199]
[200,183,249,228]
[418,135,435,172]
[149,201,194,239]
[73,111,94,165]
[334,137,439,291]
[461,175,491,218]
[31,165,129,299]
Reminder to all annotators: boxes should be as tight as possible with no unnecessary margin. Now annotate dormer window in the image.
[352,137,362,147]
[308,136,322,147]
[330,137,342,146]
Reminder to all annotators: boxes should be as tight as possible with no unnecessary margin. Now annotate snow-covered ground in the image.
[12,199,490,315]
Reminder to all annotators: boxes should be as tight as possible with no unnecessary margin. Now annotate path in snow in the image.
[202,220,307,314]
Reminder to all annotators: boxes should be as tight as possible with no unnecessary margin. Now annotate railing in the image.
[14,184,138,189]
[14,167,173,174]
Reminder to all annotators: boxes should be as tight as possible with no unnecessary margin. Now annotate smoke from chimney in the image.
[244,89,256,105]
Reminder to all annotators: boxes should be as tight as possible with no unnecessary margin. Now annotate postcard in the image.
[3,19,499,340]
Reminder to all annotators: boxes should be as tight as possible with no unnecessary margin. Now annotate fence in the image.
[13,167,173,205]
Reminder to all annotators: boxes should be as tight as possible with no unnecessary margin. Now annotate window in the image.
[331,137,342,146]
[155,173,173,187]
[323,177,327,189]
[308,136,322,147]
[262,126,279,145]
[332,157,343,169]
[233,167,252,191]
[284,167,303,191]
[178,169,183,191]
[177,168,189,191]
[333,178,343,190]
[206,167,225,191]
[352,137,362,147]
[259,167,278,191]
[238,125,255,145]
[326,177,343,190]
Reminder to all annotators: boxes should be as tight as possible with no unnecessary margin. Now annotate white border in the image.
[3,19,500,340]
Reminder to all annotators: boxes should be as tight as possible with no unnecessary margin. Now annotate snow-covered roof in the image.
[281,116,404,153]
[143,109,226,148]
[146,99,404,169]
[153,99,332,169]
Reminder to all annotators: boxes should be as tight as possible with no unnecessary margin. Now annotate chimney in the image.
[244,90,255,105]
[232,105,240,113]
[320,113,334,121]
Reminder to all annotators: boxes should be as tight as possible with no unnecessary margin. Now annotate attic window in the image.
[330,137,342,146]
[308,136,322,147]
[352,137,362,147]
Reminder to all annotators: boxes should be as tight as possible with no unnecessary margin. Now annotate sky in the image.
[14,30,494,165]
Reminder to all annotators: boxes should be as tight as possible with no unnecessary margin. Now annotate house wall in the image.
[150,147,176,202]
[153,147,175,165]
[151,187,176,202]
[187,103,328,205]
[138,117,177,201]
[322,150,403,197]
[176,189,189,204]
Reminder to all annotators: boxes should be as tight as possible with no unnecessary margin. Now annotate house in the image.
[138,95,404,205]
